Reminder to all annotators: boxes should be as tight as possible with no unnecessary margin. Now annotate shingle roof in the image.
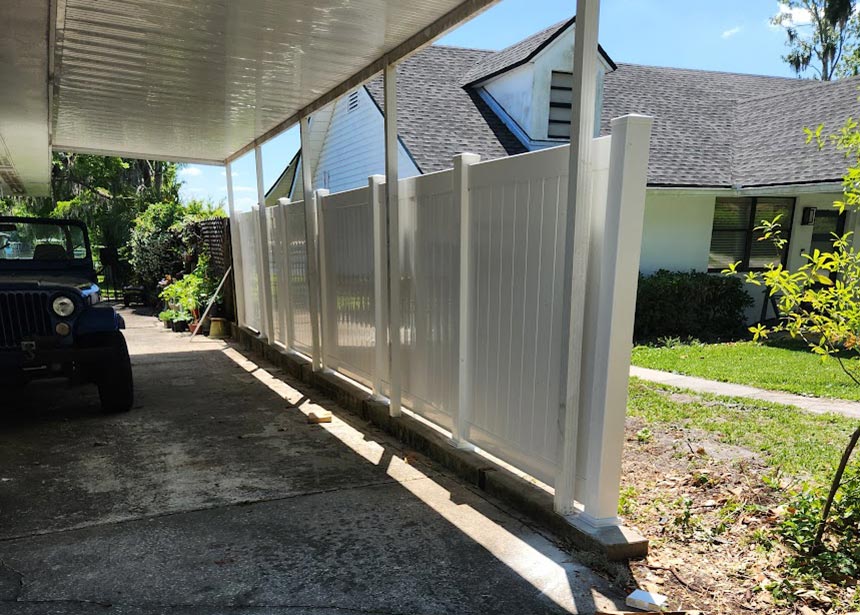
[733,77,860,186]
[365,46,527,173]
[600,63,816,187]
[460,17,615,87]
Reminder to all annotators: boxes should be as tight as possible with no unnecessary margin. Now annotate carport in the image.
[2,0,653,611]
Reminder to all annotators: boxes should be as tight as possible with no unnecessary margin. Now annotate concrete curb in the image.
[233,324,648,561]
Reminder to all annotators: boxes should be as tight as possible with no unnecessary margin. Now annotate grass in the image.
[627,377,857,484]
[631,339,860,401]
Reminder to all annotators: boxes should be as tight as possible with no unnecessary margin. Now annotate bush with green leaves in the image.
[158,255,218,320]
[128,200,224,290]
[634,269,753,342]
[723,115,860,593]
[779,462,860,583]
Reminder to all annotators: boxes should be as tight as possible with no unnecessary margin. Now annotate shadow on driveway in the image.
[0,308,625,614]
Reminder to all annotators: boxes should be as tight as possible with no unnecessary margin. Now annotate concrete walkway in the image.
[0,307,625,615]
[631,365,860,419]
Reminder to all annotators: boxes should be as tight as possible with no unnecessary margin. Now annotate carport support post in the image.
[578,114,652,525]
[300,116,324,371]
[225,161,247,327]
[384,61,402,417]
[370,174,389,400]
[454,153,480,448]
[555,0,600,516]
[255,146,275,341]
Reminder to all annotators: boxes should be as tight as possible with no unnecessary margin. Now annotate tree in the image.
[771,0,860,80]
[724,116,860,582]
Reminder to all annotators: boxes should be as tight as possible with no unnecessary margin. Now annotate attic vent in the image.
[548,71,573,139]
[347,91,359,112]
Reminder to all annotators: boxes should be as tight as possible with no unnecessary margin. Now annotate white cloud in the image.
[721,26,741,39]
[219,169,240,177]
[179,166,203,177]
[776,2,812,25]
[233,185,256,192]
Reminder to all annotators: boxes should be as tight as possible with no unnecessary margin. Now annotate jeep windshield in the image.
[0,219,89,262]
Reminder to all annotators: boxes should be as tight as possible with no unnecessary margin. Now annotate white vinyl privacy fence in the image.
[232,115,652,528]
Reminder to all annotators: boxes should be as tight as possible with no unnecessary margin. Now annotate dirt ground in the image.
[618,390,853,615]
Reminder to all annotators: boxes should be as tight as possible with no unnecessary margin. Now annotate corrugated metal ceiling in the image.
[51,0,491,165]
[0,0,494,195]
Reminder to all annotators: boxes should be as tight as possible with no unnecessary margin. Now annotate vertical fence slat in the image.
[300,117,324,371]
[371,175,388,399]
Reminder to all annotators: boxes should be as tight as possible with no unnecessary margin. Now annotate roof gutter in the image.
[646,181,843,197]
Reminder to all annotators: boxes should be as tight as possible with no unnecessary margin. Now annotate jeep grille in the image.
[0,291,53,350]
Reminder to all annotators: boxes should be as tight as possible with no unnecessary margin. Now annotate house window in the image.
[708,197,795,271]
[347,91,359,113]
[548,71,572,139]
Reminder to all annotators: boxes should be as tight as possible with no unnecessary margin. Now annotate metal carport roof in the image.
[1,0,495,196]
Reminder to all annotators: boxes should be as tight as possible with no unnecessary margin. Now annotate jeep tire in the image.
[97,332,134,413]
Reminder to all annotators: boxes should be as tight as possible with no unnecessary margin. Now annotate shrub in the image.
[635,269,754,342]
[779,462,860,583]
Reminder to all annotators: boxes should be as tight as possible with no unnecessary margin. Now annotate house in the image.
[267,16,860,322]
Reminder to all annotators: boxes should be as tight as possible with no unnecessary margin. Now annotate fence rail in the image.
[230,115,653,528]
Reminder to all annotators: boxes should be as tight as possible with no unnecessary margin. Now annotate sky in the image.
[178,0,805,210]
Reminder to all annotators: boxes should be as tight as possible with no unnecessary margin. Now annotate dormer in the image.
[461,17,615,148]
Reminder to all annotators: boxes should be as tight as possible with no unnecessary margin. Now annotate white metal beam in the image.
[384,62,403,418]
[556,0,601,516]
[225,0,499,163]
[255,146,275,341]
[225,160,247,327]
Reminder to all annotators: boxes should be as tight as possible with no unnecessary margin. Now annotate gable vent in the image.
[548,71,573,139]
[347,91,359,113]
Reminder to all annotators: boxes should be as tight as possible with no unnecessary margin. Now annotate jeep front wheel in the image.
[97,332,134,413]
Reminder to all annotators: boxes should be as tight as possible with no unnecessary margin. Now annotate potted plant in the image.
[158,309,175,328]
[172,310,191,332]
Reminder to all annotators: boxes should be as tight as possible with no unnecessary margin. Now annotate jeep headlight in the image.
[52,295,76,317]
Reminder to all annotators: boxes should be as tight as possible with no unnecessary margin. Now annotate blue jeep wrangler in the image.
[0,216,133,413]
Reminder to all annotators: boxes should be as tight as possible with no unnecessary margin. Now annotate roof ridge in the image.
[615,61,807,83]
[430,43,495,53]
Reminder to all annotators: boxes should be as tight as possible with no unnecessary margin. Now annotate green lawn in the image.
[628,378,856,484]
[631,340,860,401]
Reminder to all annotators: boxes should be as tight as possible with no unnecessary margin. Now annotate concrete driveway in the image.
[0,308,625,614]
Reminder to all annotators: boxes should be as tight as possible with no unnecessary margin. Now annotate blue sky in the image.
[179,0,801,210]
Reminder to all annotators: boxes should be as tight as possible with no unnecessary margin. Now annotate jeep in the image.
[0,216,133,412]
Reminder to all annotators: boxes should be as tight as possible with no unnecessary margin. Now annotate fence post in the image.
[277,198,296,351]
[314,188,331,370]
[383,61,402,417]
[578,114,653,527]
[225,161,247,327]
[453,153,481,448]
[369,175,389,400]
[274,198,291,347]
[255,145,275,341]
[555,0,601,517]
[300,116,323,371]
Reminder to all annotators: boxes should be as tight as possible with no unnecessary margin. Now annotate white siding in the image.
[312,87,420,194]
[639,192,716,274]
[483,64,534,137]
[479,23,608,144]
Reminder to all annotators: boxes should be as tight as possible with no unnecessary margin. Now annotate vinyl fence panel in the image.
[318,186,377,387]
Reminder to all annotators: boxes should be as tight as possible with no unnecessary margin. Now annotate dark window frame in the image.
[707,196,796,273]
